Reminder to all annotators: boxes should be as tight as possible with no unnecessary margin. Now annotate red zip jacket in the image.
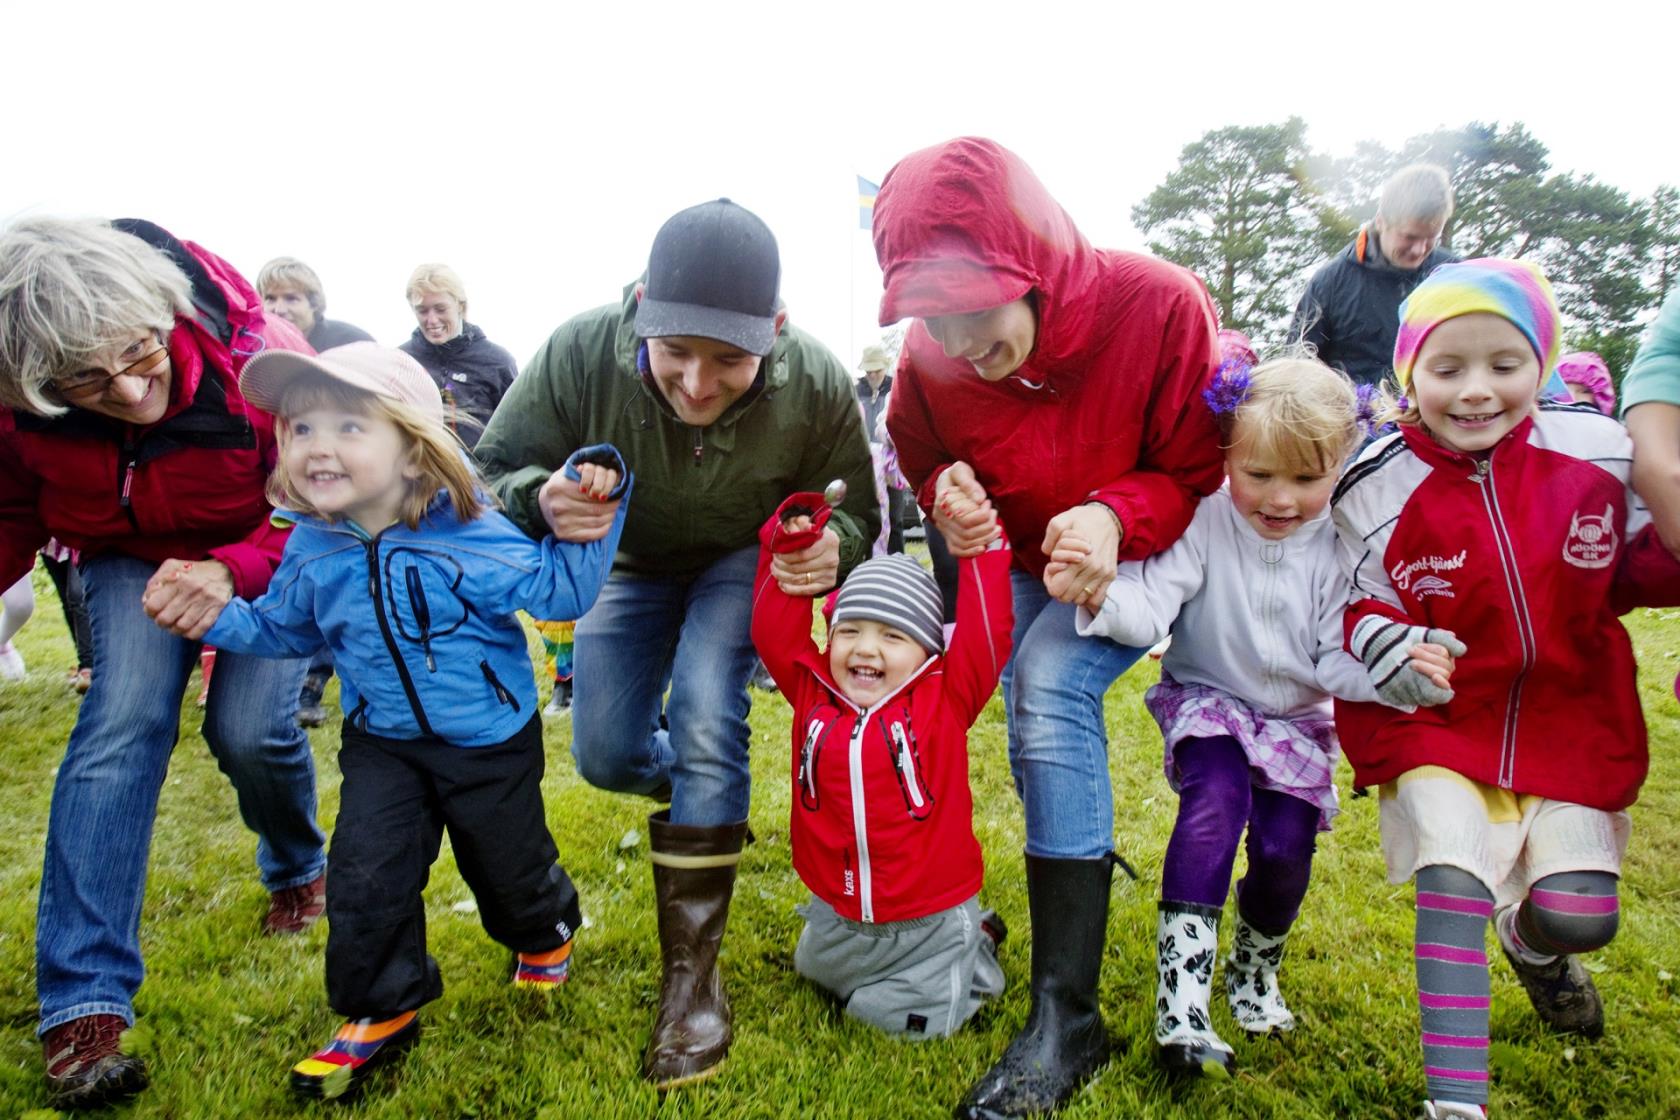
[751,498,1013,923]
[874,138,1225,577]
[1332,407,1680,811]
[0,221,310,597]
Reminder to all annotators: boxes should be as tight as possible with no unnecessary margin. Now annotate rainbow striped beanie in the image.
[1393,258,1560,392]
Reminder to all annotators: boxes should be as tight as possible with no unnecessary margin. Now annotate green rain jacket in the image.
[477,282,879,580]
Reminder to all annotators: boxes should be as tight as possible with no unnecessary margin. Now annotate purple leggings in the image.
[1160,736,1320,934]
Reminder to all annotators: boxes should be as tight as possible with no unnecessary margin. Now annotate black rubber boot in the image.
[956,854,1114,1119]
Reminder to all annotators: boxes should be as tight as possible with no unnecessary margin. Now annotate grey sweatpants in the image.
[794,894,1005,1038]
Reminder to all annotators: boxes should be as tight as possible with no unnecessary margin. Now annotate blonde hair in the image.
[1221,356,1362,474]
[404,263,467,311]
[1377,164,1455,225]
[0,217,194,417]
[257,257,326,316]
[268,376,489,529]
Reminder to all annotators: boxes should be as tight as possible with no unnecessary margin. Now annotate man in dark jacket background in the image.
[1290,164,1457,386]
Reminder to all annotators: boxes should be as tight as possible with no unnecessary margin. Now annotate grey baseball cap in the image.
[634,199,781,356]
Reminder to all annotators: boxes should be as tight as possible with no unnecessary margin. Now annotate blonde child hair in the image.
[1214,355,1363,474]
[268,375,488,529]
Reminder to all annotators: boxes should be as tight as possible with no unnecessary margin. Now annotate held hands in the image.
[143,558,235,640]
[1042,503,1122,610]
[771,515,841,597]
[538,466,621,543]
[1349,615,1467,709]
[932,462,1000,557]
[574,462,621,501]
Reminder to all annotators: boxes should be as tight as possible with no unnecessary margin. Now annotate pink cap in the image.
[240,342,443,421]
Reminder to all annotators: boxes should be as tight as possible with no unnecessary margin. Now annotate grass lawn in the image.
[0,564,1677,1118]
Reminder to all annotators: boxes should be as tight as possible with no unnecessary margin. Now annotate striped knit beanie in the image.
[1393,258,1560,393]
[832,555,945,654]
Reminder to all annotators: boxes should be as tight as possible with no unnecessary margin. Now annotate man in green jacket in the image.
[476,199,879,1088]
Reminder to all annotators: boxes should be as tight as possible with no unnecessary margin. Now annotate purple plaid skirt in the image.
[1144,672,1340,830]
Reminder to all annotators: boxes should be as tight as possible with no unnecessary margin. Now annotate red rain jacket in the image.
[751,496,1013,923]
[874,138,1225,577]
[0,220,310,597]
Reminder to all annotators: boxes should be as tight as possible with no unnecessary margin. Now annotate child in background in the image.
[534,618,576,716]
[750,471,1012,1038]
[1333,260,1680,1119]
[164,343,631,1101]
[1067,356,1410,1077]
[1556,351,1616,416]
[0,572,33,679]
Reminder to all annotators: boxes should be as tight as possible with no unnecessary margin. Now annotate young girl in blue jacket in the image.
[167,342,630,1101]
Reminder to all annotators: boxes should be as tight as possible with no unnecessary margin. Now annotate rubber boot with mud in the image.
[956,853,1114,1119]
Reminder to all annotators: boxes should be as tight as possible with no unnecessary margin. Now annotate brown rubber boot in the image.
[642,810,748,1089]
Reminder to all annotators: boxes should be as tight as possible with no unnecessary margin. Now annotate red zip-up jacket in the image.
[751,499,1013,924]
[0,221,309,598]
[874,138,1225,577]
[1332,407,1680,810]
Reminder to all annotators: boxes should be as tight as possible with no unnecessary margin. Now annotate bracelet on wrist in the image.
[1084,501,1124,539]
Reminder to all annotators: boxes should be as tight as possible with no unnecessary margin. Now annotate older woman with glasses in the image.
[0,217,326,1110]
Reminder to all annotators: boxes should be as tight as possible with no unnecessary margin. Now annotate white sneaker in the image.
[0,642,24,680]
[1421,1101,1486,1119]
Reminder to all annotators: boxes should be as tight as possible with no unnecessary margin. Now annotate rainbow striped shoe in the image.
[290,1012,419,1100]
[514,941,573,989]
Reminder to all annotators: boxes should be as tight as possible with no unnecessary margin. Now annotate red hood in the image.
[160,237,304,422]
[872,137,1106,379]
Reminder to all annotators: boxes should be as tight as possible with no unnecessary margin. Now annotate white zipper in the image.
[799,719,821,805]
[1472,458,1535,787]
[892,723,926,809]
[846,716,875,922]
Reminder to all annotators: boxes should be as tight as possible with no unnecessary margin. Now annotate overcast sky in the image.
[5,1,1668,367]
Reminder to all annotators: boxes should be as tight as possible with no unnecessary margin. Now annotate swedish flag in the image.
[857,176,879,231]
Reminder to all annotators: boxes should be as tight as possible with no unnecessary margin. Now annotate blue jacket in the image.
[205,446,630,747]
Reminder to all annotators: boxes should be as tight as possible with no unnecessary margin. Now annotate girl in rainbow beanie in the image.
[1332,259,1680,1118]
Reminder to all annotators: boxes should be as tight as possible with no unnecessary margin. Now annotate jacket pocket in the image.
[479,660,521,712]
[404,565,438,672]
[797,704,842,813]
[882,715,934,821]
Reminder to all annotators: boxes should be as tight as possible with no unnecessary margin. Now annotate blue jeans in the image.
[570,546,758,827]
[1002,572,1148,859]
[36,555,325,1034]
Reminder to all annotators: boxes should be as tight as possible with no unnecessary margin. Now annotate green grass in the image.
[1,564,1678,1118]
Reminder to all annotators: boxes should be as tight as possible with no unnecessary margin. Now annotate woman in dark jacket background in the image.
[398,263,519,449]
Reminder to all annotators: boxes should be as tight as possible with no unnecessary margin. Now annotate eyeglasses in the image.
[53,339,170,399]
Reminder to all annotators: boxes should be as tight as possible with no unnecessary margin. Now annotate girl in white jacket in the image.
[1065,356,1429,1076]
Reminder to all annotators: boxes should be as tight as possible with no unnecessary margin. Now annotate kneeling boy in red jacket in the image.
[752,488,1012,1037]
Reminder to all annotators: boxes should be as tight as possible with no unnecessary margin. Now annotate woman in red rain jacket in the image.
[873,137,1225,1118]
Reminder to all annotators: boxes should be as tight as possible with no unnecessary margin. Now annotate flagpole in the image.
[849,193,857,363]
